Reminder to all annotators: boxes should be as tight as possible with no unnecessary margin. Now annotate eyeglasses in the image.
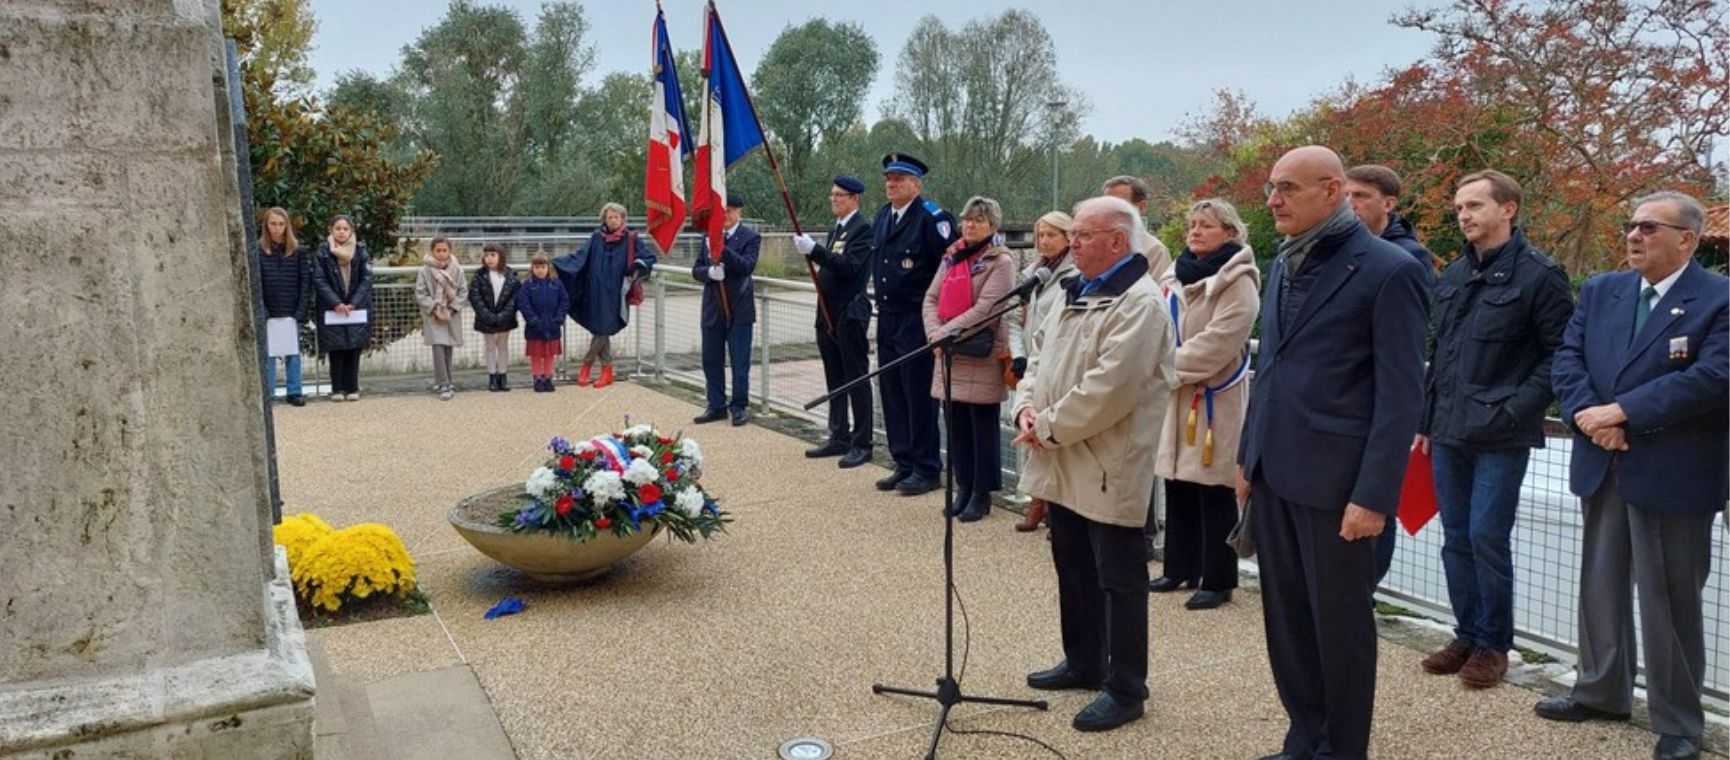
[1621,220,1690,235]
[1070,228,1119,244]
[1263,181,1314,199]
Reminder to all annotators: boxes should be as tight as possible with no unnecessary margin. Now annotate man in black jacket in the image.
[795,176,875,468]
[691,193,762,427]
[1413,169,1573,689]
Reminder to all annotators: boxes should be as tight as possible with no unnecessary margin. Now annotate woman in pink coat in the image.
[923,196,1016,522]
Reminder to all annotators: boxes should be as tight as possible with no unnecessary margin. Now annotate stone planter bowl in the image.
[448,484,659,583]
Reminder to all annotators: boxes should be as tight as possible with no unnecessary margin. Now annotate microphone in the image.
[992,267,1055,306]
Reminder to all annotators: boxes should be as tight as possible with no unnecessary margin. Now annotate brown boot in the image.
[1015,498,1047,532]
[577,362,594,386]
[593,365,615,389]
[1421,638,1474,675]
[1458,647,1508,688]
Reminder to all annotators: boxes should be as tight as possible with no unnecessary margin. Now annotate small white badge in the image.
[1669,336,1690,359]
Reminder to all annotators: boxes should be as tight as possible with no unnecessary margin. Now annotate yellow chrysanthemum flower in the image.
[292,523,417,613]
[273,513,334,572]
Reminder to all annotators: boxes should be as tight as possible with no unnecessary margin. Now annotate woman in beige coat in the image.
[1006,211,1076,531]
[923,196,1016,522]
[1148,198,1261,609]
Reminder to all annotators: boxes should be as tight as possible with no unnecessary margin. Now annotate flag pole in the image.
[708,1,835,334]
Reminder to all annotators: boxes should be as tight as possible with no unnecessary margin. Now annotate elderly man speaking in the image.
[1013,195,1175,732]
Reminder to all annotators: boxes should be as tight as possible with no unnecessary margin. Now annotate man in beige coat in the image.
[1013,195,1176,732]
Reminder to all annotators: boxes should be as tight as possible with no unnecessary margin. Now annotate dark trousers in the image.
[816,315,872,449]
[945,400,1001,495]
[1252,477,1377,760]
[700,320,753,413]
[1371,513,1396,591]
[876,311,940,477]
[1048,503,1150,705]
[1160,479,1239,591]
[327,349,362,394]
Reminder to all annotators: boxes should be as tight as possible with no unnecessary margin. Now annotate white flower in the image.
[679,438,703,467]
[674,488,705,518]
[573,440,597,454]
[526,466,559,498]
[623,458,660,486]
[583,471,627,505]
[630,445,654,459]
[622,424,654,440]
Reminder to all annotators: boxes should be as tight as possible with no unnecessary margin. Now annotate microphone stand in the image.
[806,295,1048,760]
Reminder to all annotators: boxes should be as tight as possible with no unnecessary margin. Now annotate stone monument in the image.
[0,1,316,757]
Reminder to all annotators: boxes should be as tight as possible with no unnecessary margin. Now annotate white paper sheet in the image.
[265,317,299,357]
[323,308,368,326]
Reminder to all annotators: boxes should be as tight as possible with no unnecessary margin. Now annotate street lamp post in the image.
[1046,99,1067,211]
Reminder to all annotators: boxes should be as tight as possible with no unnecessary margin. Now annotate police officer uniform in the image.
[871,153,958,493]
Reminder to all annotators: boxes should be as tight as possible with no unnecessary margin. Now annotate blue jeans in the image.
[267,353,303,397]
[1432,443,1528,652]
[700,320,753,413]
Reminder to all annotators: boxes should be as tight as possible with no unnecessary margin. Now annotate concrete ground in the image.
[277,380,1723,760]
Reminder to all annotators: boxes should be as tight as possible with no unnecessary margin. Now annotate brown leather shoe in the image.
[1458,647,1508,688]
[1015,498,1047,532]
[1421,638,1474,675]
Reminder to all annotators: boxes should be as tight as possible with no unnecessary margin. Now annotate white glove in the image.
[708,265,725,281]
[793,233,816,255]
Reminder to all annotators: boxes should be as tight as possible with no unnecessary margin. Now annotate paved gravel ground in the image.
[278,380,1724,760]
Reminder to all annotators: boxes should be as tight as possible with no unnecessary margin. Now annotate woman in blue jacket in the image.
[555,203,655,388]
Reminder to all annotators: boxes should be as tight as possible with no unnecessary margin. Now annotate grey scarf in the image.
[1277,202,1358,275]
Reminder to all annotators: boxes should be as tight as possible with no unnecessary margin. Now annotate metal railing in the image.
[262,234,1727,703]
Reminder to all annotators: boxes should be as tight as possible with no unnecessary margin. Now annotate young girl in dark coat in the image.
[468,242,520,391]
[311,215,373,401]
[257,207,311,406]
[517,253,569,393]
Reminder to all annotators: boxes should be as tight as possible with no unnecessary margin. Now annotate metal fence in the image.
[263,231,1728,703]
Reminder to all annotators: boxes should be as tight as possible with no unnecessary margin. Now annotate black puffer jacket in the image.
[1420,227,1574,448]
[468,266,521,333]
[258,243,311,321]
[311,241,374,353]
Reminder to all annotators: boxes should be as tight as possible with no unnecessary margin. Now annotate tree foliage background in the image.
[240,0,1724,276]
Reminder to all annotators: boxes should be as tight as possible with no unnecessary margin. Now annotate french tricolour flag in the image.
[645,10,691,255]
[690,2,764,263]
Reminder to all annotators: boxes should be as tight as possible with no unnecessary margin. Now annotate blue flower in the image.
[549,437,572,455]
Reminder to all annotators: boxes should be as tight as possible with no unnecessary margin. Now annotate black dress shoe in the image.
[1185,589,1232,610]
[1071,692,1144,732]
[805,440,850,458]
[943,489,973,518]
[896,473,941,495]
[838,448,872,468]
[957,493,992,522]
[876,470,911,491]
[1148,576,1195,593]
[730,408,751,426]
[1026,661,1102,691]
[286,394,306,407]
[1532,695,1630,723]
[1252,754,1307,760]
[693,408,727,424]
[1655,735,1701,760]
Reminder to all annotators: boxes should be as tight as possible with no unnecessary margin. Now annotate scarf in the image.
[1276,202,1357,276]
[427,257,458,321]
[1037,250,1069,273]
[1174,241,1241,286]
[601,226,628,244]
[329,235,357,290]
[937,237,992,320]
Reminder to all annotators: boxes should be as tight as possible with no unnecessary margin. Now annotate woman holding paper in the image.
[257,207,311,407]
[312,215,374,402]
[1148,198,1260,610]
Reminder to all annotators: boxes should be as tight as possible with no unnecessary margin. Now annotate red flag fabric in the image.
[644,10,691,255]
[1398,446,1438,535]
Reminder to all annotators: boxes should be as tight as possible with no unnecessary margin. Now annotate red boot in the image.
[1014,498,1048,532]
[593,365,615,389]
[577,363,593,386]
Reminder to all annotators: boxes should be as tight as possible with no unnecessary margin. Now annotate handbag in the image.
[1226,497,1256,558]
[951,325,995,358]
[624,233,645,306]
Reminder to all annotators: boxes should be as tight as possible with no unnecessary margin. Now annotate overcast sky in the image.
[305,0,1446,146]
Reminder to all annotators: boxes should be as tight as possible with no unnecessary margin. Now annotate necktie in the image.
[1633,284,1656,336]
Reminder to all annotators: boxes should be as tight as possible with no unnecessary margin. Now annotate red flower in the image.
[559,455,576,470]
[638,483,662,503]
[579,450,597,460]
[595,517,611,529]
[555,494,574,515]
[658,436,673,445]
[661,452,675,464]
[665,469,680,482]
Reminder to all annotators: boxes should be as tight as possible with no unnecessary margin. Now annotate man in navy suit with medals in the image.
[871,153,959,495]
[691,193,762,427]
[1235,146,1430,760]
[1538,191,1728,760]
[795,175,876,468]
